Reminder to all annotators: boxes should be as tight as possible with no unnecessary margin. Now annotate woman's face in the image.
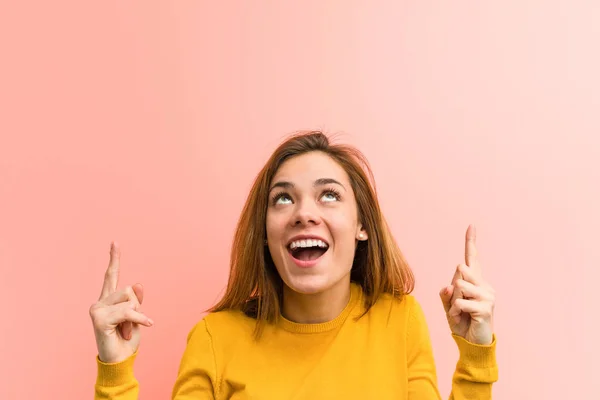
[266,151,368,295]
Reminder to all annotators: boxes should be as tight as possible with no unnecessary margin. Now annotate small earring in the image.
[264,240,268,245]
[358,233,365,240]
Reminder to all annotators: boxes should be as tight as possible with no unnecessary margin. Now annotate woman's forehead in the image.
[273,152,349,183]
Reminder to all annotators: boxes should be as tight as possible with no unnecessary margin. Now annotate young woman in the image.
[90,132,498,399]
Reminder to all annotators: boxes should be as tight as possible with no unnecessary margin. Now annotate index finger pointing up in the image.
[99,242,121,300]
[465,224,480,269]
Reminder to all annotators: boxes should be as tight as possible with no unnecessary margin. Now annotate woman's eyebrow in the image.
[269,178,346,192]
[315,178,346,191]
[270,181,293,192]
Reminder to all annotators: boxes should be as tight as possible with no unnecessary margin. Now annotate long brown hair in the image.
[209,131,414,335]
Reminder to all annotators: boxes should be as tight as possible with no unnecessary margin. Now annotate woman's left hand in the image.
[439,224,495,345]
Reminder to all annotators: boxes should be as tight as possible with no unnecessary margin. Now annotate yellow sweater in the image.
[95,283,498,399]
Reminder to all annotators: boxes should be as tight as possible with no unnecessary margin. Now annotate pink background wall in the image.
[1,1,598,399]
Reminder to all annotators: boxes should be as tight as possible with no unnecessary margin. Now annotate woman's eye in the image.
[274,194,292,205]
[321,191,340,202]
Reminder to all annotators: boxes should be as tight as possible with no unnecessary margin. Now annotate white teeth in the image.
[289,239,329,250]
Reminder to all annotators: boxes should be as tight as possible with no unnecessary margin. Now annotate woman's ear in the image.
[356,226,368,241]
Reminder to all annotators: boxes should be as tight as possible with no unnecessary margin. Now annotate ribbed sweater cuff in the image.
[452,334,497,368]
[96,352,138,387]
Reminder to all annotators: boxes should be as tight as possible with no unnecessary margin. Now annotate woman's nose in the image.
[291,201,321,227]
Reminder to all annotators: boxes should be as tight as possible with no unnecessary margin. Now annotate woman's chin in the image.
[283,275,332,295]
[282,270,353,296]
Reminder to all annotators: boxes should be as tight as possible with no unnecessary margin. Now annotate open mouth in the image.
[287,238,329,262]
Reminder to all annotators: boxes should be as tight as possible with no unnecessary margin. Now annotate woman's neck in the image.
[281,277,352,324]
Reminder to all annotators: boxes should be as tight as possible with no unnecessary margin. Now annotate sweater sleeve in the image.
[94,352,139,400]
[94,318,218,400]
[406,297,498,400]
[171,318,218,399]
[448,334,498,399]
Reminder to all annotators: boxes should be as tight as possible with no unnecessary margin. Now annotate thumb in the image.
[439,285,454,313]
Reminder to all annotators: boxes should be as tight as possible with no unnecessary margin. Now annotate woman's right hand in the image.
[89,242,154,364]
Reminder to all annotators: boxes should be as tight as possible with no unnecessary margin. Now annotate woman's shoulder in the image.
[201,308,257,335]
[369,289,419,312]
[182,308,257,350]
[360,289,423,328]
